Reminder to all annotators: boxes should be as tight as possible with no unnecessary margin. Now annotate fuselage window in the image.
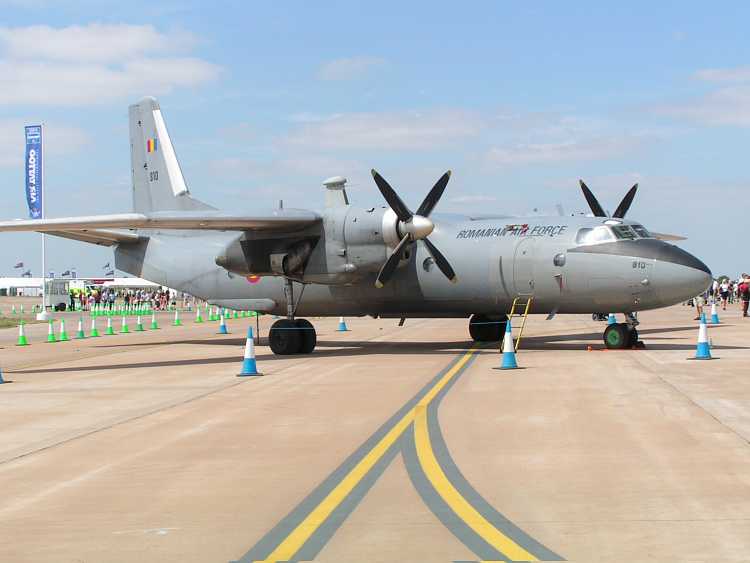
[632,224,651,238]
[576,226,614,245]
[553,253,566,267]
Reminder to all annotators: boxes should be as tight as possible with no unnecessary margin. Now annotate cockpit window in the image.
[631,224,651,238]
[576,226,615,245]
[612,225,638,240]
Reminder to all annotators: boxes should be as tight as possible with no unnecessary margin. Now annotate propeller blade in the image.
[371,169,412,222]
[416,170,451,217]
[375,234,410,288]
[422,237,457,283]
[612,183,638,218]
[579,180,607,217]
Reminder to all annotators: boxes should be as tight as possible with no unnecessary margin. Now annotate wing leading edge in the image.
[0,210,321,234]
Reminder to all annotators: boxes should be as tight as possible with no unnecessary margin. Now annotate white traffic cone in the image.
[694,314,712,360]
[710,301,720,324]
[238,326,261,376]
[497,320,519,370]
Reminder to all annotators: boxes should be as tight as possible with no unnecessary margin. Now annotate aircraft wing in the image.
[45,229,143,246]
[0,210,321,234]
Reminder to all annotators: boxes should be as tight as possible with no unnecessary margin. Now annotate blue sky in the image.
[1,1,748,277]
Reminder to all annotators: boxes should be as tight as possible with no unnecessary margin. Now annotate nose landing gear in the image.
[603,312,643,349]
[269,279,317,355]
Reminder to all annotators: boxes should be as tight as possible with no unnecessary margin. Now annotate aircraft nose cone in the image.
[652,244,712,305]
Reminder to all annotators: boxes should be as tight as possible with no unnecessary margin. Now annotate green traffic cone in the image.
[150,312,159,329]
[173,309,182,326]
[195,308,203,323]
[90,317,100,337]
[46,320,57,343]
[58,319,70,342]
[120,316,130,334]
[17,320,29,346]
[136,315,145,332]
[105,317,115,335]
[76,317,86,339]
[12,305,17,315]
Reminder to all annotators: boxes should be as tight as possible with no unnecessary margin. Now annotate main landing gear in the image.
[603,312,643,350]
[468,314,506,342]
[269,279,317,355]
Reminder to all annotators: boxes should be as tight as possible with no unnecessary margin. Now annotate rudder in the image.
[129,97,214,213]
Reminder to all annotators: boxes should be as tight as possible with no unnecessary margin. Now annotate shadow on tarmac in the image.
[10,324,747,375]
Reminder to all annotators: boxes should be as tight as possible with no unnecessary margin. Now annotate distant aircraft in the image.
[0,98,711,354]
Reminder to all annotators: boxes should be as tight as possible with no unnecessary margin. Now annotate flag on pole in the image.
[14,262,23,268]
[24,126,43,219]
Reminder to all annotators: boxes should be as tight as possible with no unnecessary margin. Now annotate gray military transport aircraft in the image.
[0,97,712,355]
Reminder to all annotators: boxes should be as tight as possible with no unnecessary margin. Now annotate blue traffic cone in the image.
[218,314,228,334]
[694,315,712,360]
[238,326,261,376]
[607,313,617,325]
[337,316,349,332]
[498,320,519,369]
[0,366,5,384]
[710,302,720,325]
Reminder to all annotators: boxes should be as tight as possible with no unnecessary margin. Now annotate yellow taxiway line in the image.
[413,404,538,561]
[257,348,477,563]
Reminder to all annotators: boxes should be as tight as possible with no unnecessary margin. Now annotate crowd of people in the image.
[691,275,750,319]
[68,287,191,312]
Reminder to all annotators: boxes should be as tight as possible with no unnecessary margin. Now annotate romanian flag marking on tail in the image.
[146,138,157,153]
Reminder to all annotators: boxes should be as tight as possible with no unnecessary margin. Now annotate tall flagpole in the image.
[40,122,47,319]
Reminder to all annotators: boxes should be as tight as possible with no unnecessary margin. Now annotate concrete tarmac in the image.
[0,303,749,562]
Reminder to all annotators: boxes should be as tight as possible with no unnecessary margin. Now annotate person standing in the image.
[719,278,730,310]
[739,275,750,318]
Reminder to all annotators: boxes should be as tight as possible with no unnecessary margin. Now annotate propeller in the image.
[371,169,457,288]
[579,180,638,219]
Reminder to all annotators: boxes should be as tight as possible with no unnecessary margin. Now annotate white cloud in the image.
[694,67,750,83]
[317,56,385,81]
[0,119,89,167]
[0,24,220,106]
[485,135,646,167]
[284,110,482,150]
[0,24,196,63]
[448,194,498,204]
[656,85,750,126]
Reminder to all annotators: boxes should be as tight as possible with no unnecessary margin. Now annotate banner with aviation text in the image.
[24,125,43,219]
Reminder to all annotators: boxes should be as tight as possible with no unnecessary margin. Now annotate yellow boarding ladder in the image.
[508,296,533,350]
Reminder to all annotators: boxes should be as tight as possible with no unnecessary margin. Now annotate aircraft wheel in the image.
[269,319,302,355]
[603,323,630,349]
[295,319,316,354]
[628,327,639,348]
[469,315,504,342]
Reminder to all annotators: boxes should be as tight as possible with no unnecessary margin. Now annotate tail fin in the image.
[129,97,214,213]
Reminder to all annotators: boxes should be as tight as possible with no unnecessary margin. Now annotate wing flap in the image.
[46,229,143,246]
[0,210,321,233]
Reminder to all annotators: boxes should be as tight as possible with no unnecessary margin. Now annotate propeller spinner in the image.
[371,169,457,288]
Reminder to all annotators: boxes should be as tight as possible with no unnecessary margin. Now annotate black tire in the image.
[269,319,301,355]
[603,323,630,349]
[469,315,504,342]
[295,319,316,354]
[628,327,639,348]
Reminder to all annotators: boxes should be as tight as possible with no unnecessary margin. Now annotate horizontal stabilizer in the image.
[0,210,321,233]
